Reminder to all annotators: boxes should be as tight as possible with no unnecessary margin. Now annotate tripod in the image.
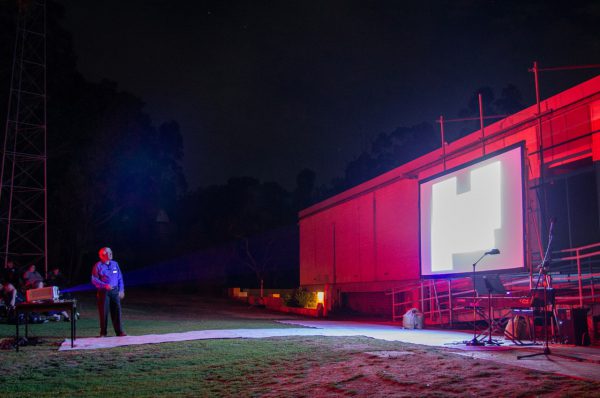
[466,249,500,346]
[517,270,552,357]
[517,218,576,360]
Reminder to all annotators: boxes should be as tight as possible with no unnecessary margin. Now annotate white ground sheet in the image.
[59,320,471,351]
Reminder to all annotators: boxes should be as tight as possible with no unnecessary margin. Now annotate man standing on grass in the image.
[91,247,127,337]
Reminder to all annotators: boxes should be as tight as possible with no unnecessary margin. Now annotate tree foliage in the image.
[0,2,187,279]
[332,122,438,191]
[332,85,525,193]
[451,85,526,142]
[48,78,187,279]
[175,176,301,288]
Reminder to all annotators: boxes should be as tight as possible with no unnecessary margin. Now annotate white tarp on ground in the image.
[59,320,471,351]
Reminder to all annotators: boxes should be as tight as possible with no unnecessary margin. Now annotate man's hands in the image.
[104,284,124,299]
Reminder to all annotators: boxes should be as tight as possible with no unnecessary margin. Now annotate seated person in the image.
[0,279,23,320]
[46,266,66,289]
[2,260,18,286]
[46,266,74,301]
[22,264,44,291]
[1,279,18,308]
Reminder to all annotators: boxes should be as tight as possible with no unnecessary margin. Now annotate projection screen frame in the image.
[418,142,527,279]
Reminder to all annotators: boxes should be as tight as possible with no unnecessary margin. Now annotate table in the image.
[15,300,77,351]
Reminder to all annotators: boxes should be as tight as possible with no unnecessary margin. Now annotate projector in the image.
[26,286,60,302]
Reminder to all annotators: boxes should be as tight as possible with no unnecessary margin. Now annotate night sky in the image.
[57,1,600,190]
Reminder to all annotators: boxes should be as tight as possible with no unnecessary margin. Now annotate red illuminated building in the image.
[299,75,600,323]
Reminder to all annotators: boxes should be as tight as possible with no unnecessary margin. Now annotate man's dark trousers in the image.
[97,287,124,336]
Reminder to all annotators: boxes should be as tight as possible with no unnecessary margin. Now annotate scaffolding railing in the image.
[389,242,600,327]
[552,242,600,307]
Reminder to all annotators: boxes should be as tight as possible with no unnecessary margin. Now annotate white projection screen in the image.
[420,143,526,278]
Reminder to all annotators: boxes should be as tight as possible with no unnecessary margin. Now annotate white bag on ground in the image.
[403,308,424,329]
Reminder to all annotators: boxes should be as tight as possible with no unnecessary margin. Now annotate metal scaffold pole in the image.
[0,0,48,275]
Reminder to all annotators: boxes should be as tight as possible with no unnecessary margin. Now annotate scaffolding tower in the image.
[0,0,47,274]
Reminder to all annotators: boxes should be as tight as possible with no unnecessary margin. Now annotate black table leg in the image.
[73,305,77,341]
[15,311,19,352]
[14,301,78,351]
[70,307,74,347]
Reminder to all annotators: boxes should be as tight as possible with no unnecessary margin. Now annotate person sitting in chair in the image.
[0,279,22,320]
[46,266,66,289]
[22,264,44,291]
[2,260,18,286]
[1,279,17,308]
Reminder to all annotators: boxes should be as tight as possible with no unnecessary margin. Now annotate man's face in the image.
[99,248,113,263]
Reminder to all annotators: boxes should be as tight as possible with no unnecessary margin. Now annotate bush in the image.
[282,289,317,308]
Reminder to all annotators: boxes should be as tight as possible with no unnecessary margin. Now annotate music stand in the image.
[474,274,506,345]
[465,249,500,346]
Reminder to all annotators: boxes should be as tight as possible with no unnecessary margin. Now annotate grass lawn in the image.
[1,290,599,397]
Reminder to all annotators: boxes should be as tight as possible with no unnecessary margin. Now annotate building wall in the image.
[299,75,600,313]
[341,291,392,317]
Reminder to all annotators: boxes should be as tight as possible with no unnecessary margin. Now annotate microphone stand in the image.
[466,252,489,346]
[518,219,579,361]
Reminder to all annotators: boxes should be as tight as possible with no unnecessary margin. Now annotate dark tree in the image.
[49,79,187,280]
[335,122,437,190]
[495,84,525,115]
[459,86,498,119]
[452,84,525,142]
[0,3,187,280]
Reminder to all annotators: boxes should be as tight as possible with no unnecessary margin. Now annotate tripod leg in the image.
[467,307,485,346]
[467,265,484,346]
[517,345,551,360]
